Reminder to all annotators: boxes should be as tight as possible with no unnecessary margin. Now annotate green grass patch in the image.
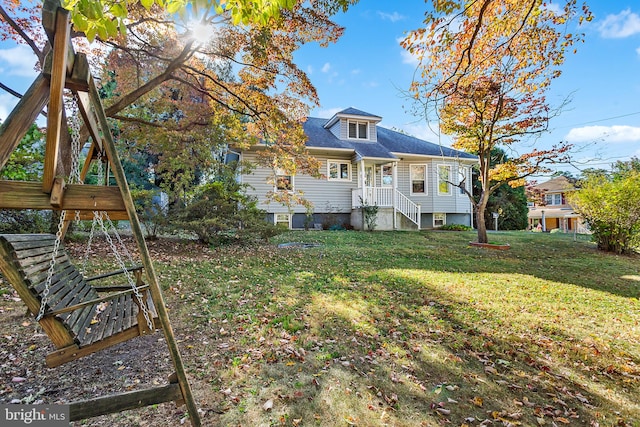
[79,230,640,425]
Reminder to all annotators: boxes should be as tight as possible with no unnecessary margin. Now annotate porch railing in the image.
[352,187,421,229]
[395,190,421,228]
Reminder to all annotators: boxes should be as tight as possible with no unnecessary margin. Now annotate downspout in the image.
[393,162,398,230]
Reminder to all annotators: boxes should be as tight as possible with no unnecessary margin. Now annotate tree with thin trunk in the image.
[0,0,356,204]
[401,0,591,244]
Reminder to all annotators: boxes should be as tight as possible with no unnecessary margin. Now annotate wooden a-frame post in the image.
[0,2,201,425]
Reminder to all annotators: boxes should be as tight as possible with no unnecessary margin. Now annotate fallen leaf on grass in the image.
[472,396,483,407]
[484,365,498,375]
[435,408,451,415]
[263,399,273,411]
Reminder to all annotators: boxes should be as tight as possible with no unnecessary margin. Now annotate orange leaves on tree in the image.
[402,0,590,243]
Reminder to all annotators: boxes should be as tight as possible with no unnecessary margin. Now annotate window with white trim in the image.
[274,213,291,229]
[328,160,351,181]
[458,166,468,196]
[433,213,446,227]
[275,168,294,192]
[348,120,368,139]
[437,165,452,195]
[410,164,427,194]
[545,193,562,205]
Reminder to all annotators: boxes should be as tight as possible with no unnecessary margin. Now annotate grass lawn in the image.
[157,230,638,426]
[2,230,639,426]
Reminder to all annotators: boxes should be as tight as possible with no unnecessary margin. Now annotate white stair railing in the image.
[353,187,421,229]
[394,189,421,228]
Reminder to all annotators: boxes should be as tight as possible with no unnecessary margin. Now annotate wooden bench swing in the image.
[0,1,201,425]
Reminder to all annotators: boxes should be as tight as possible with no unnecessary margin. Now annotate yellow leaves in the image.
[471,396,483,407]
[140,0,154,10]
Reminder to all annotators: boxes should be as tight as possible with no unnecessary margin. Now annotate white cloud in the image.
[316,107,344,119]
[306,65,313,75]
[377,11,405,23]
[321,62,331,73]
[397,36,420,65]
[0,93,19,121]
[351,68,361,75]
[636,46,640,56]
[543,3,562,16]
[565,125,640,143]
[0,45,38,77]
[597,9,640,38]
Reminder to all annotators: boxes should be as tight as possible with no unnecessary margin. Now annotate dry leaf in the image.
[484,366,498,375]
[472,396,483,407]
[263,399,274,411]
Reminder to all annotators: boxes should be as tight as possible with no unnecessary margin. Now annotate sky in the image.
[1,1,639,178]
[292,0,640,177]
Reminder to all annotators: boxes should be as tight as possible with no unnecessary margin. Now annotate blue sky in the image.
[293,1,640,176]
[1,1,639,177]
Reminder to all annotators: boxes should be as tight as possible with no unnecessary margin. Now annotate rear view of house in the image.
[241,108,478,230]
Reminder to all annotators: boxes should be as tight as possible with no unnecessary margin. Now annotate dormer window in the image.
[348,120,368,140]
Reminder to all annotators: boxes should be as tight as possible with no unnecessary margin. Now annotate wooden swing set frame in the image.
[0,2,201,425]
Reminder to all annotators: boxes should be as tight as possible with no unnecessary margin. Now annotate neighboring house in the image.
[240,108,478,230]
[527,176,587,233]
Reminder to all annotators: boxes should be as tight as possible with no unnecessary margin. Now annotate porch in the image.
[351,187,421,230]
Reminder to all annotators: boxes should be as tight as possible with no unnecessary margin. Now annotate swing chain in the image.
[94,212,154,331]
[69,93,82,185]
[80,212,97,276]
[36,210,67,322]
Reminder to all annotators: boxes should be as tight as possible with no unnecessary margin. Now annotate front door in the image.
[382,164,393,187]
[365,165,374,187]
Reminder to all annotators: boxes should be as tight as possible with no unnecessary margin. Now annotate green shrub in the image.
[171,182,285,246]
[569,168,640,254]
[0,210,51,234]
[439,223,473,231]
[132,188,169,240]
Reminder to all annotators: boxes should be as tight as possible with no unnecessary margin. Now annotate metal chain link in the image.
[104,214,135,265]
[93,212,154,331]
[37,93,81,322]
[80,213,98,276]
[36,210,67,322]
[69,93,82,185]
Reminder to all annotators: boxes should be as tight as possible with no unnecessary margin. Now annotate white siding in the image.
[243,151,357,214]
[395,159,473,215]
[328,121,341,139]
[368,122,377,141]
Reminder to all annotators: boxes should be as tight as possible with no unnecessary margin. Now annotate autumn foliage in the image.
[0,0,356,207]
[402,0,591,243]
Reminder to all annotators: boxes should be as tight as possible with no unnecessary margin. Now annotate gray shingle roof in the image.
[336,107,382,119]
[303,116,477,161]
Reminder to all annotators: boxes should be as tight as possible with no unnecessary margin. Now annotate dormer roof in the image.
[323,107,382,129]
[303,114,477,162]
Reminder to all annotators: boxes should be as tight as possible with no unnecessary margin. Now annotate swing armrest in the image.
[85,265,144,282]
[45,285,151,317]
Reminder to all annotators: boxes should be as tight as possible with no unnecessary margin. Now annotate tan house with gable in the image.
[527,176,587,233]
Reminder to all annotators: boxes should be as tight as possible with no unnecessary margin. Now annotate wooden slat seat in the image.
[0,233,157,367]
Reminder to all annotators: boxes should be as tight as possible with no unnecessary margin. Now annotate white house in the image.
[239,108,478,230]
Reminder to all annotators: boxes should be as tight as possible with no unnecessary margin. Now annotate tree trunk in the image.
[476,204,488,243]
